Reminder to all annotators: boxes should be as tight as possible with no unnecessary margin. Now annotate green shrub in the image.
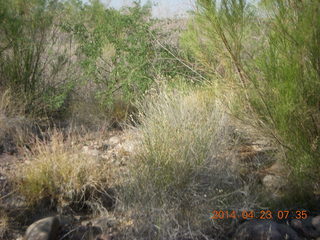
[62,1,154,109]
[0,0,78,119]
[62,1,198,114]
[0,0,196,124]
[182,0,320,204]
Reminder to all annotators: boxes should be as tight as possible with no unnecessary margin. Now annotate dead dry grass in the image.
[0,210,8,239]
[0,89,33,153]
[118,85,261,239]
[12,130,116,213]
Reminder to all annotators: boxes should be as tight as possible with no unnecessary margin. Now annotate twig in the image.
[148,30,209,83]
[0,190,17,201]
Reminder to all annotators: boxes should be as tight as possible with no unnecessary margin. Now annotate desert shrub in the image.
[61,1,198,118]
[119,86,260,239]
[61,1,155,109]
[0,0,196,125]
[182,0,320,205]
[253,0,320,203]
[13,130,115,212]
[0,0,79,119]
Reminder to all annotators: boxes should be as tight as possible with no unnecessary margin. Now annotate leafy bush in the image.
[119,86,260,239]
[182,0,320,204]
[61,1,154,108]
[0,0,196,125]
[62,1,198,114]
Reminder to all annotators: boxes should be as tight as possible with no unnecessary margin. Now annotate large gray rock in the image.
[233,220,301,240]
[291,215,320,238]
[25,216,60,240]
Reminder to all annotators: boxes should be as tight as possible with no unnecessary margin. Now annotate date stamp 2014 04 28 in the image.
[210,210,309,220]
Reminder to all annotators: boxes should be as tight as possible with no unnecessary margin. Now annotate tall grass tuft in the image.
[14,130,115,213]
[119,86,260,239]
[0,210,8,239]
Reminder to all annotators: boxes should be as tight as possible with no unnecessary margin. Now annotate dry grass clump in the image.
[0,90,32,152]
[119,86,260,239]
[0,90,13,142]
[13,130,115,213]
[0,211,8,239]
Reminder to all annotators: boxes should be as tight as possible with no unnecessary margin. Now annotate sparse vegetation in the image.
[0,0,319,239]
[14,131,115,212]
[119,85,260,239]
[0,90,32,153]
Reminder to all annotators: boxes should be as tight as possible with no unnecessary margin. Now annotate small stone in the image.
[90,216,117,231]
[82,146,100,156]
[312,215,320,231]
[71,225,102,240]
[25,216,60,240]
[108,136,121,146]
[99,144,110,151]
[233,220,301,240]
[121,141,135,153]
[291,215,320,238]
[73,215,85,221]
[82,146,89,151]
[262,174,284,197]
[95,233,113,240]
[101,154,109,160]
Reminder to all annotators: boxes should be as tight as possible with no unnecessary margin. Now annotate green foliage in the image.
[254,0,320,199]
[0,0,76,119]
[63,1,197,110]
[0,0,196,122]
[184,0,320,204]
[62,1,154,108]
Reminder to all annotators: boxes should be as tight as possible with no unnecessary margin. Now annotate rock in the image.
[82,146,100,156]
[120,140,135,153]
[70,225,102,240]
[313,215,320,231]
[260,161,288,198]
[95,233,113,240]
[25,216,60,240]
[59,215,73,226]
[82,216,117,232]
[99,144,110,151]
[291,215,320,238]
[262,175,283,192]
[233,220,301,240]
[108,136,121,146]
